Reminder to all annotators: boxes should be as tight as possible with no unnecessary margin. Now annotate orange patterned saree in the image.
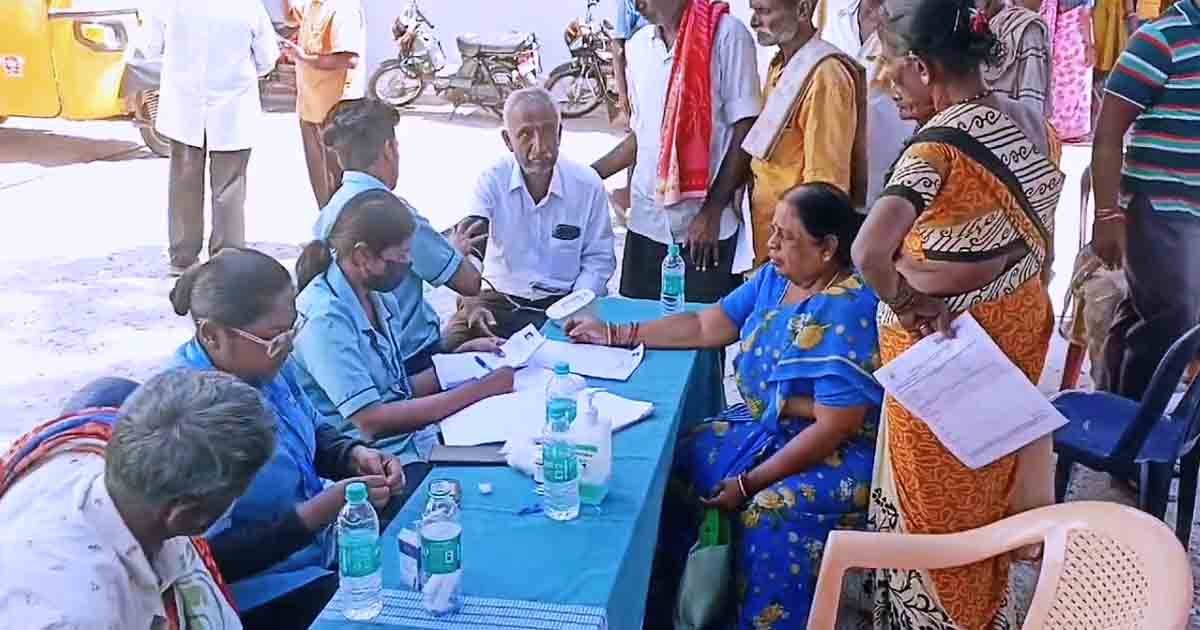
[869,104,1064,630]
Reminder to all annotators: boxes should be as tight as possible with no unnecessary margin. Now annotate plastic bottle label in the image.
[543,442,579,482]
[339,533,381,578]
[576,444,598,470]
[662,274,683,296]
[421,534,462,575]
[546,397,577,428]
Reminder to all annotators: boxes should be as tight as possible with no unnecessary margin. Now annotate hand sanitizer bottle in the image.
[574,389,612,506]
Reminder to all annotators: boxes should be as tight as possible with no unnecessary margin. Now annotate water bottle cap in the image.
[554,361,570,375]
[668,243,681,256]
[345,481,368,503]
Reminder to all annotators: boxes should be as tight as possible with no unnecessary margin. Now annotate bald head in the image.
[501,88,561,178]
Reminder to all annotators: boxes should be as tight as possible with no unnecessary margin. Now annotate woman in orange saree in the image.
[852,0,1065,627]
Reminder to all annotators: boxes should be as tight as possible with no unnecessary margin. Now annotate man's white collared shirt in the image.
[468,155,617,301]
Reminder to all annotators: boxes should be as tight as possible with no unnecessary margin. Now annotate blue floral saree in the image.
[653,264,883,630]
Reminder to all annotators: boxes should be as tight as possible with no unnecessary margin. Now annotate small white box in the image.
[397,528,421,590]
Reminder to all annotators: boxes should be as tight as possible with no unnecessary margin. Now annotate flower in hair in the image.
[970,8,989,35]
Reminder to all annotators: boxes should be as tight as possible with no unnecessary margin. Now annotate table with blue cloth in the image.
[311,298,725,630]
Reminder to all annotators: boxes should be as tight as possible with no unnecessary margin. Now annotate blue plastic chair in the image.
[1051,323,1200,547]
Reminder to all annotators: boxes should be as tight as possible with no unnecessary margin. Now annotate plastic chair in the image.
[807,501,1193,630]
[1051,323,1200,545]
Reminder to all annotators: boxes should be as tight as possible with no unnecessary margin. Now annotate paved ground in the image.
[1,102,1195,624]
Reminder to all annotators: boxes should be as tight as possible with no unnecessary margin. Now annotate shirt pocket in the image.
[547,224,583,283]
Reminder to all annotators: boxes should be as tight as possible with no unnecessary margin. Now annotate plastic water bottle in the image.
[338,482,382,621]
[543,362,584,521]
[419,488,463,616]
[661,242,685,315]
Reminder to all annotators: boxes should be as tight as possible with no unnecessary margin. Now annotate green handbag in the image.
[674,508,733,630]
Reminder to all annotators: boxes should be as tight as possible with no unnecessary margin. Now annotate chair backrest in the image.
[1116,323,1200,459]
[807,502,1192,630]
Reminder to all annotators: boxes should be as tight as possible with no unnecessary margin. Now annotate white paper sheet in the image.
[431,326,548,390]
[498,324,546,368]
[439,374,655,447]
[529,340,645,381]
[431,353,493,390]
[872,312,1068,470]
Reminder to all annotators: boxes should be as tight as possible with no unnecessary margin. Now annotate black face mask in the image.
[365,260,410,293]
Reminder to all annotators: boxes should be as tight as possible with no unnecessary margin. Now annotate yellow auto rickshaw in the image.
[0,0,171,156]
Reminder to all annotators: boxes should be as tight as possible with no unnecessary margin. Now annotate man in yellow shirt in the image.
[744,0,866,267]
[283,0,366,208]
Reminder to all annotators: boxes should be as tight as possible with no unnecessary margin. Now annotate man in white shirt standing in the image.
[593,0,761,304]
[444,88,616,348]
[149,0,279,276]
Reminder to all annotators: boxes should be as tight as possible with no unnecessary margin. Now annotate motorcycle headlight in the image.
[75,21,127,53]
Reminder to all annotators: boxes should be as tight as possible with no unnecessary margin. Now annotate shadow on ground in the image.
[0,127,150,168]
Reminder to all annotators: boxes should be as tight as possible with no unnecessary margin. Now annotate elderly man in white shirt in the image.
[444,88,616,349]
[148,0,279,276]
[0,370,275,630]
[593,0,761,304]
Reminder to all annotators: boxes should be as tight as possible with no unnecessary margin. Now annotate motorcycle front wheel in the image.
[546,61,605,119]
[136,90,171,158]
[369,59,427,108]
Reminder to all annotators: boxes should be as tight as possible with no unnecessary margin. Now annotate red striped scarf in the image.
[656,0,729,207]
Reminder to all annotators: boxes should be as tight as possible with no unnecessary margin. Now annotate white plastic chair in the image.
[807,501,1193,629]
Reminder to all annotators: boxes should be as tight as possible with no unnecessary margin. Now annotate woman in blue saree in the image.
[163,248,412,630]
[567,183,883,629]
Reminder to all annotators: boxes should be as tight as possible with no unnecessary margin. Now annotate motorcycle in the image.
[368,0,542,118]
[546,0,618,119]
[259,23,298,109]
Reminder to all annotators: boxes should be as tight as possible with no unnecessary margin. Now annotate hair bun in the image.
[169,264,202,316]
[883,0,1003,75]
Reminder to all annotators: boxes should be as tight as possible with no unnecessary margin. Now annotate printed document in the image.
[530,341,645,381]
[872,313,1067,470]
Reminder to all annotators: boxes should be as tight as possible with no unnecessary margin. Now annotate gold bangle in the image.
[736,473,750,499]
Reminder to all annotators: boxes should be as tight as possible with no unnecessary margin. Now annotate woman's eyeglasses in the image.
[224,314,308,359]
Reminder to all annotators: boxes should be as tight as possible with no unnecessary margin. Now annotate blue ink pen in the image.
[518,504,543,516]
[474,356,493,371]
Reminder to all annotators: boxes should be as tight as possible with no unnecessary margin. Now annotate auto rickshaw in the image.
[0,0,171,156]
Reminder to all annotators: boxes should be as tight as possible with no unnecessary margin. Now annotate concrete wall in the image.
[264,0,770,82]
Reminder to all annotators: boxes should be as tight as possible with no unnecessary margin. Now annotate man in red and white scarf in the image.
[594,0,762,304]
[0,370,275,630]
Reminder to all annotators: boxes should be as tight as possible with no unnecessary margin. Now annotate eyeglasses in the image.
[223,313,308,359]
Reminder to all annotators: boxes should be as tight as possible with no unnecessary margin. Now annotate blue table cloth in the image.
[311,298,725,630]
